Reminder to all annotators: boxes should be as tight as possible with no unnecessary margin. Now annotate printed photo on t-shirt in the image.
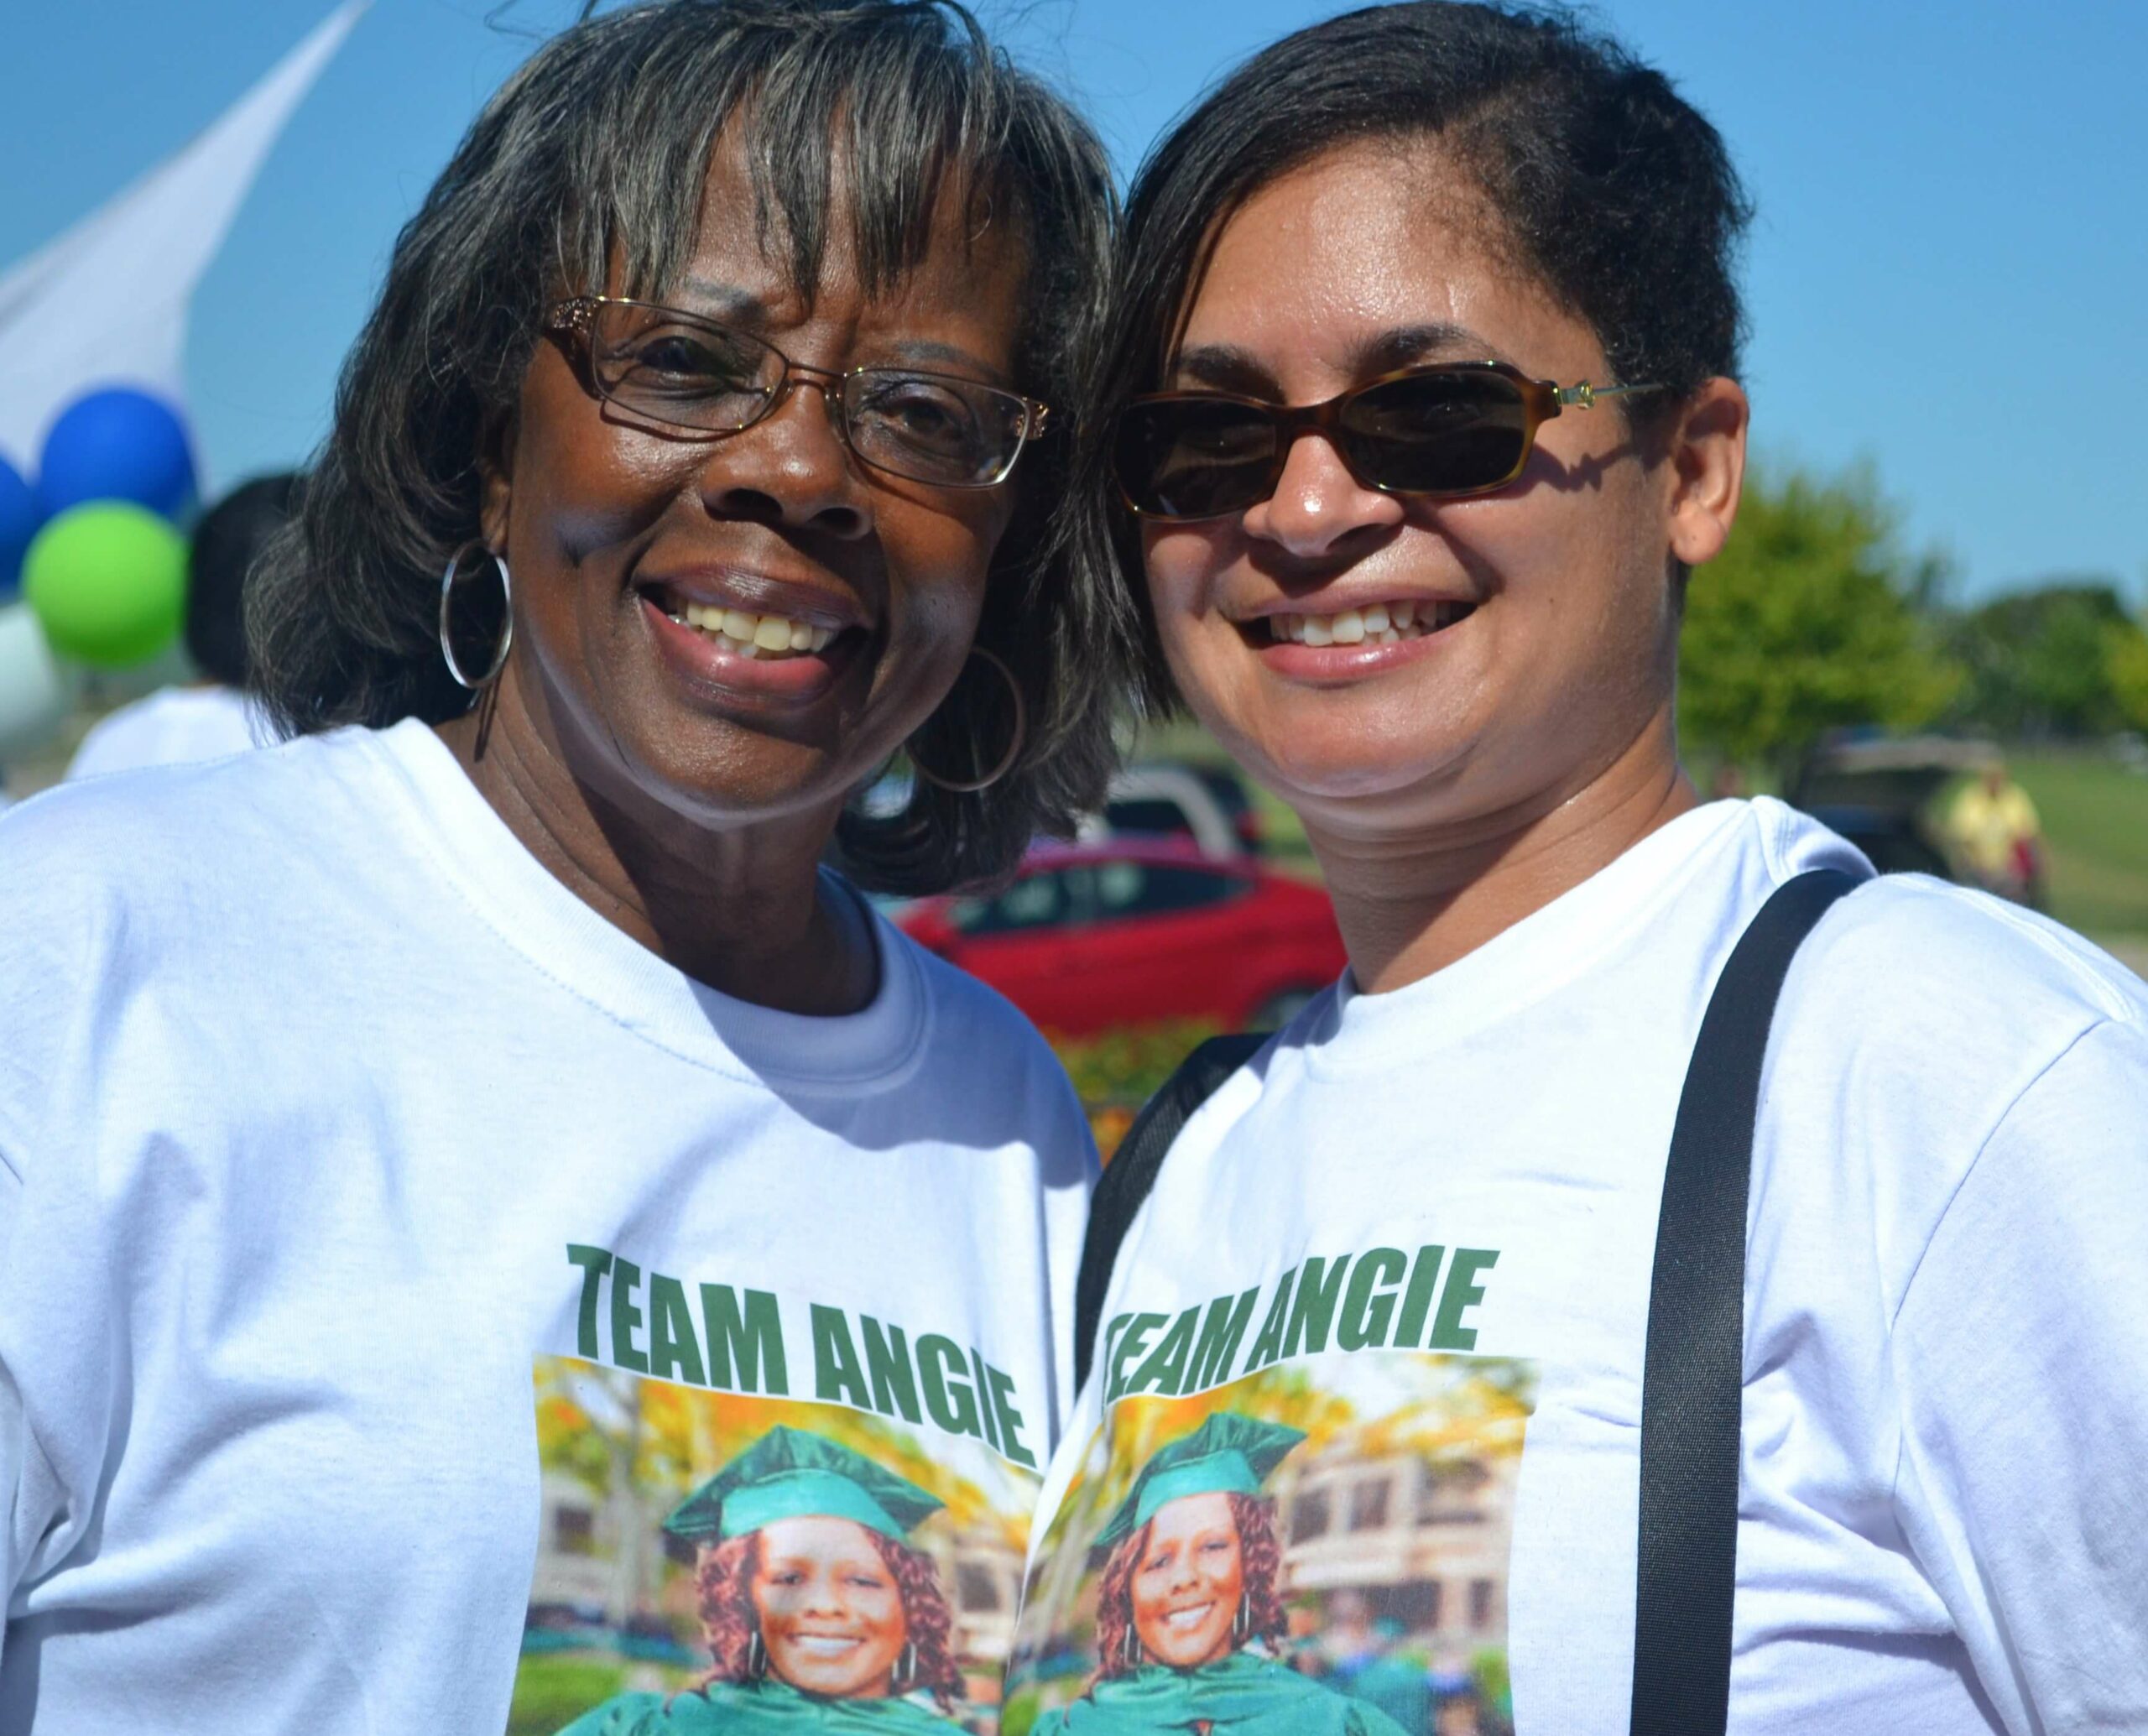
[514,1357,1042,1735]
[1007,1353,1536,1736]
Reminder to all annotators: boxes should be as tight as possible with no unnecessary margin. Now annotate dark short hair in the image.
[189,472,299,688]
[249,0,1122,894]
[1084,0,1751,714]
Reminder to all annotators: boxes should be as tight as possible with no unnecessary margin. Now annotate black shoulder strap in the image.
[1630,867,1859,1736]
[1072,1031,1268,1394]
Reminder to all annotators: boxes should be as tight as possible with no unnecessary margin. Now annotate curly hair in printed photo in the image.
[1093,1489,1290,1680]
[694,1521,965,1709]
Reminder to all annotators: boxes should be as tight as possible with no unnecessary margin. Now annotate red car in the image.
[894,840,1346,1036]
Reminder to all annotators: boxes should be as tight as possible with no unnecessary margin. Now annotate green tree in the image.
[1678,466,1958,777]
[2109,615,2148,733]
[1945,581,2140,738]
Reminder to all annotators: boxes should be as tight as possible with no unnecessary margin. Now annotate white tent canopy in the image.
[0,2,365,478]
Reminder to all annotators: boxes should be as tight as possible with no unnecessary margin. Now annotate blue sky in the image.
[5,0,2143,602]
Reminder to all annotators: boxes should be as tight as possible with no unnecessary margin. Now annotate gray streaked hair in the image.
[249,0,1126,894]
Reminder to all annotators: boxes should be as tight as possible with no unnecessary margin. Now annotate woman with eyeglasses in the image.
[1025,5,2148,1734]
[0,3,1118,1728]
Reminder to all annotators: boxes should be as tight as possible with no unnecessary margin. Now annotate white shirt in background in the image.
[1014,799,2148,1736]
[63,683,268,780]
[0,719,1094,1732]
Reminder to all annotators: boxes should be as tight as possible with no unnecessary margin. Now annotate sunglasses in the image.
[1113,360,1661,521]
[545,295,1048,489]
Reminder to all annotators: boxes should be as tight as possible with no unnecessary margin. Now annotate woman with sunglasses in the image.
[1026,5,2148,1734]
[0,3,1118,1728]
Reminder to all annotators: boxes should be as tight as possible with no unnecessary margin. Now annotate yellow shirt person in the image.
[1947,770,2041,892]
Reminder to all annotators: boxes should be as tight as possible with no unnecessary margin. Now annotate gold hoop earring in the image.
[908,645,1025,794]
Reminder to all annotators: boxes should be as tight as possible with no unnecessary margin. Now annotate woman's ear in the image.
[1664,376,1749,569]
[477,409,517,556]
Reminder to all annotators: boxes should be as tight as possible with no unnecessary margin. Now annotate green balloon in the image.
[23,501,187,669]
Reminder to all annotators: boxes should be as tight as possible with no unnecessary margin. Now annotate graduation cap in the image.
[664,1425,945,1545]
[1092,1413,1307,1556]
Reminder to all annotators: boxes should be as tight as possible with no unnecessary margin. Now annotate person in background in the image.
[1309,1594,1436,1733]
[1312,1588,1379,1682]
[1343,1621,1441,1736]
[1943,760,2045,905]
[1431,1687,1486,1736]
[62,472,291,779]
[0,3,1120,1729]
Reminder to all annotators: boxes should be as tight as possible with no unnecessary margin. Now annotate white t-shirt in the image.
[63,683,268,779]
[1009,799,2148,1736]
[0,719,1093,1733]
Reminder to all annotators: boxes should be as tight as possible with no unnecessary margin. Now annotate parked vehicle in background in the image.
[1084,761,1264,858]
[1797,804,1953,879]
[1790,732,2043,905]
[895,839,1342,1035]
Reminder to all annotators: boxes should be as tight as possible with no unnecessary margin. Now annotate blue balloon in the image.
[0,454,39,599]
[35,387,196,522]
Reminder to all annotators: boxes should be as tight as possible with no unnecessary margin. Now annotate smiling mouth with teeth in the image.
[791,1634,864,1655]
[1264,598,1474,646]
[660,598,842,660]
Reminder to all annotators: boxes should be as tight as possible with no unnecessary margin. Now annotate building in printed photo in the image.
[530,1470,657,1627]
[1275,1437,1517,1667]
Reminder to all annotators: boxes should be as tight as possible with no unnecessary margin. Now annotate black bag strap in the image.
[1072,1031,1268,1393]
[1630,866,1859,1736]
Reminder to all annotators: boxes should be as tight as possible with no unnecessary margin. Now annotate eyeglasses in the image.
[545,295,1049,489]
[1112,360,1661,521]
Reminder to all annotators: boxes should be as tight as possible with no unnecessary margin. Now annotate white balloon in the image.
[0,601,78,760]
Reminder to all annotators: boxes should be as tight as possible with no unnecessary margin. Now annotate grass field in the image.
[2011,753,2148,939]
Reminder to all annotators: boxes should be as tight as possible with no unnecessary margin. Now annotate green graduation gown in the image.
[555,1677,957,1735]
[1028,1650,1414,1736]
